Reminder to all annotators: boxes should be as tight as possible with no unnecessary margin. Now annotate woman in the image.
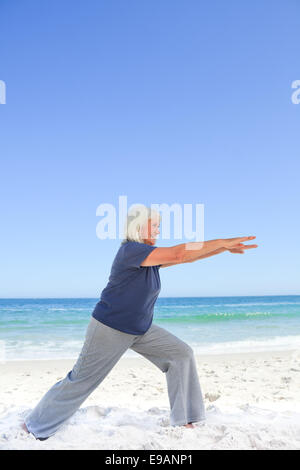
[23,205,257,440]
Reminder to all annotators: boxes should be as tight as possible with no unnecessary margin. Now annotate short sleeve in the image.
[121,241,157,269]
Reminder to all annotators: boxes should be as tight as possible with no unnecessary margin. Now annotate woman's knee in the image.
[175,342,194,361]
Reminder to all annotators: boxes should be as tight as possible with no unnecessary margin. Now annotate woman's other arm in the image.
[160,247,228,268]
[141,236,257,267]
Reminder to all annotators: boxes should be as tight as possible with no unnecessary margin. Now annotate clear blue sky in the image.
[0,0,299,297]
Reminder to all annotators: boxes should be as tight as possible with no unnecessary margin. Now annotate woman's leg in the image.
[24,318,137,439]
[129,323,206,427]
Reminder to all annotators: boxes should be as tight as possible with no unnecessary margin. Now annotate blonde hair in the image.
[121,204,161,244]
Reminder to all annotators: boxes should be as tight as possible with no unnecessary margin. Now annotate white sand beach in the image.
[1,349,300,450]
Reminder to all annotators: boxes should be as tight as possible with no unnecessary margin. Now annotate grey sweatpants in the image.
[25,317,206,439]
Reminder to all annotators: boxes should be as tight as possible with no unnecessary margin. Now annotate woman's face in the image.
[140,218,160,245]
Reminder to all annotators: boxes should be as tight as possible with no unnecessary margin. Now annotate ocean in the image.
[0,296,300,361]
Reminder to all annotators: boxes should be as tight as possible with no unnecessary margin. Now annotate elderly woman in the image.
[23,205,257,440]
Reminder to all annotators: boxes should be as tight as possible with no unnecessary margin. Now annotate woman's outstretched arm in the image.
[178,236,257,263]
[141,236,257,267]
[160,247,228,268]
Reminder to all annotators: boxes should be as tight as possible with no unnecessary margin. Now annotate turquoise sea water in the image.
[0,296,300,360]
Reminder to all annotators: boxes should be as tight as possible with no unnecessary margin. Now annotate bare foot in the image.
[21,422,29,434]
[183,423,195,428]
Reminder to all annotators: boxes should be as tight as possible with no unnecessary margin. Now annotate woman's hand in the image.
[222,236,256,250]
[228,242,258,254]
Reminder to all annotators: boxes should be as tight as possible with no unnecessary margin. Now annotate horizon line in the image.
[0,294,299,300]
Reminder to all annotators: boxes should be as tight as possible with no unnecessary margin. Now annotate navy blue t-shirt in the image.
[92,240,161,335]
